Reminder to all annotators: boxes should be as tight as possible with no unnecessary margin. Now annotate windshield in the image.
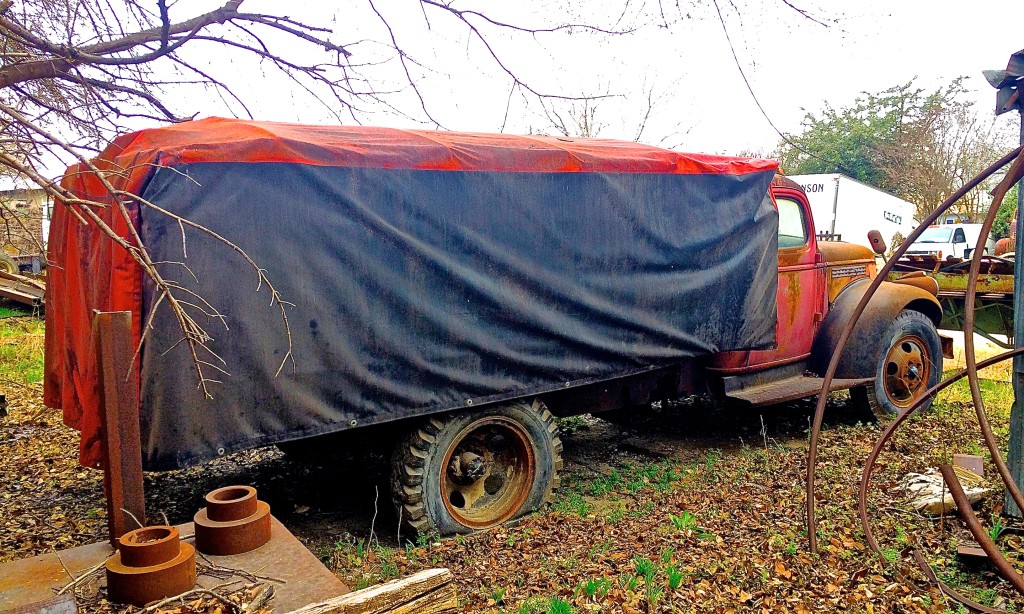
[917,227,952,243]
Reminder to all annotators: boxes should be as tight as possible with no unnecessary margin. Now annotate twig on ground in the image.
[56,553,115,595]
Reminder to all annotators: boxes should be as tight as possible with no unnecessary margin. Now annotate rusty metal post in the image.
[986,50,1024,516]
[1007,98,1024,517]
[93,310,145,543]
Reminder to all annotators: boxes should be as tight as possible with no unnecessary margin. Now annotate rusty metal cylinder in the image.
[205,485,258,521]
[105,525,196,606]
[118,526,181,567]
[194,485,272,556]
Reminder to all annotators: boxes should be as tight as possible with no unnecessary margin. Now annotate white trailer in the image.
[788,173,916,251]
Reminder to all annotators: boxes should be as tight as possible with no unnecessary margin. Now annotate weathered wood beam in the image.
[94,310,145,544]
[284,569,456,614]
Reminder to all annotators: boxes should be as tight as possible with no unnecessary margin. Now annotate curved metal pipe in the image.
[911,550,1006,614]
[940,464,1024,594]
[851,154,1024,608]
[805,144,1024,553]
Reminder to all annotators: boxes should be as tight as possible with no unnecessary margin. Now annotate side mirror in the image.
[867,229,887,255]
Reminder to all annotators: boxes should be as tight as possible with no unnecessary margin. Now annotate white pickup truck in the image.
[904,223,996,259]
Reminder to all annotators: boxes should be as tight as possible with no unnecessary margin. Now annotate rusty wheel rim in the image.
[440,417,535,529]
[882,334,930,409]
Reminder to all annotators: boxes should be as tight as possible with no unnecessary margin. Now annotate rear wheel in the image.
[391,400,562,535]
[850,309,942,420]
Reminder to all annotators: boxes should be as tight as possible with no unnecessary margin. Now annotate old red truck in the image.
[47,119,944,536]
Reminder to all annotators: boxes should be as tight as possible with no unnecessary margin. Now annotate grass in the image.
[552,491,592,517]
[0,303,32,318]
[577,577,611,600]
[0,316,44,384]
[666,565,685,589]
[561,459,688,503]
[517,597,573,614]
[556,415,588,435]
[989,515,1007,542]
[668,510,697,531]
[326,538,402,589]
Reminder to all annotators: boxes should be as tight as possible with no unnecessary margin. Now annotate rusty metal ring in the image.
[118,525,180,568]
[204,485,258,522]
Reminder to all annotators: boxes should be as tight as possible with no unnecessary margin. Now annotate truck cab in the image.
[710,175,945,418]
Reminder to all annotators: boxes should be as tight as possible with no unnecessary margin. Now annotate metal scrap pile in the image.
[0,269,43,308]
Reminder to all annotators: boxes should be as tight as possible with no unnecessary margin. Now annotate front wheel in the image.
[850,309,942,420]
[391,400,563,535]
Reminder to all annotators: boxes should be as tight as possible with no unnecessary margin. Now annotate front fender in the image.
[809,277,942,379]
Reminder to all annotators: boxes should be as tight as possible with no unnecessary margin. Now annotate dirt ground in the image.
[4,314,1024,612]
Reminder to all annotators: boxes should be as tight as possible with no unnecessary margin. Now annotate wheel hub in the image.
[882,335,930,408]
[440,417,535,529]
[448,451,487,483]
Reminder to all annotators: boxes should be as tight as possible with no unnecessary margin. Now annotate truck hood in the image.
[817,241,875,263]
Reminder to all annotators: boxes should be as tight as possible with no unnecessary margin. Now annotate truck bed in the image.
[890,255,1014,344]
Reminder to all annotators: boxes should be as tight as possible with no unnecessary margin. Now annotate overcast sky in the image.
[193,0,1022,157]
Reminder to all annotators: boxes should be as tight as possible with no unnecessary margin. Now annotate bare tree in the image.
[535,79,689,145]
[873,79,1013,222]
[0,0,646,394]
[540,96,607,139]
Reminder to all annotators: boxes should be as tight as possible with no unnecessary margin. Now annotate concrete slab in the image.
[0,516,346,613]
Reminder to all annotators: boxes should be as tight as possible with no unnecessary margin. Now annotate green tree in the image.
[776,78,1013,222]
[776,81,923,186]
[992,183,1020,240]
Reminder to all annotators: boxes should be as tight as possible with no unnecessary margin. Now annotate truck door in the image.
[746,190,824,368]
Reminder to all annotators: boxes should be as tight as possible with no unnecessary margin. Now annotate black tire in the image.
[850,309,942,420]
[0,255,17,275]
[391,399,563,536]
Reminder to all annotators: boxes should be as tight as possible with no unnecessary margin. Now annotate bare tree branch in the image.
[0,0,763,394]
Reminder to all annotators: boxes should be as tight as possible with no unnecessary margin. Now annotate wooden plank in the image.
[285,569,455,614]
[0,286,39,306]
[383,587,457,614]
[0,269,45,291]
[93,311,145,543]
[0,273,45,306]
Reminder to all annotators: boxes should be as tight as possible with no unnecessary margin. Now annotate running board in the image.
[724,375,874,407]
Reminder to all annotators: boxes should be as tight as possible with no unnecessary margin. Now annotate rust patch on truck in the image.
[818,241,876,302]
[817,242,875,263]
